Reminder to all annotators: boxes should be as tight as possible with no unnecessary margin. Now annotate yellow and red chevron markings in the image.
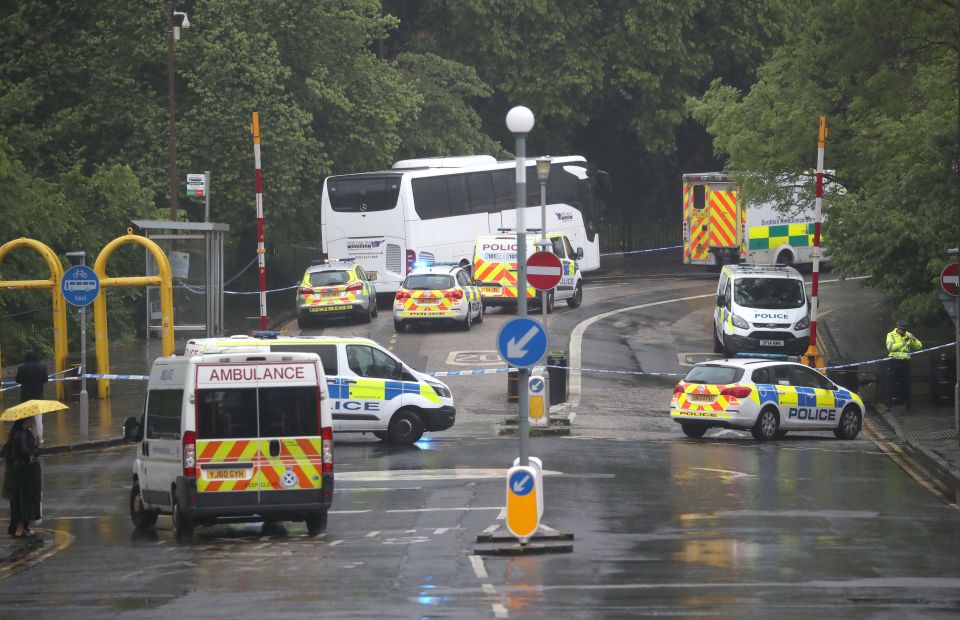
[196,437,323,493]
[399,289,455,314]
[670,382,738,418]
[709,190,738,249]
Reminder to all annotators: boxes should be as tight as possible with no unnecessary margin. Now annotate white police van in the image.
[122,350,334,538]
[183,333,456,444]
[714,264,810,357]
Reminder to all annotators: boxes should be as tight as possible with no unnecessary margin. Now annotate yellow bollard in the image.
[0,238,69,399]
[93,229,174,398]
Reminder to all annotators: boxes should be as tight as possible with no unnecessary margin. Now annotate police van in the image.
[473,232,583,310]
[122,350,334,538]
[183,334,455,444]
[714,264,810,357]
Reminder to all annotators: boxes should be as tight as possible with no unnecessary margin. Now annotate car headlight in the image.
[427,381,451,399]
[794,315,810,330]
[731,313,750,329]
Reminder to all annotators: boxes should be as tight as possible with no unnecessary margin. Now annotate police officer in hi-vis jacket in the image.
[885,319,922,408]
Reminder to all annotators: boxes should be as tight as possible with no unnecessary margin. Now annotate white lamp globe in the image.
[505,106,535,134]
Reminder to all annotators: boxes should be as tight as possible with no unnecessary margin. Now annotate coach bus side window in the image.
[412,177,450,220]
[493,169,514,210]
[446,176,469,216]
[466,172,496,213]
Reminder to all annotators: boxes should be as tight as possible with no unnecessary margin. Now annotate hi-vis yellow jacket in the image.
[886,329,922,360]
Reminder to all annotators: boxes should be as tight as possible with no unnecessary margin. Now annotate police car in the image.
[184,334,455,444]
[296,258,377,328]
[393,264,483,333]
[670,358,864,441]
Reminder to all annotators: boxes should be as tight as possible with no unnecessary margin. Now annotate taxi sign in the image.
[505,465,540,538]
[61,265,100,307]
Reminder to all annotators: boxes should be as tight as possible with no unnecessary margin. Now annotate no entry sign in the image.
[526,251,562,291]
[942,263,960,297]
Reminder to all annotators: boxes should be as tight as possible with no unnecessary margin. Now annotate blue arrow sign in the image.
[529,377,544,394]
[61,265,100,307]
[508,470,534,496]
[497,317,547,368]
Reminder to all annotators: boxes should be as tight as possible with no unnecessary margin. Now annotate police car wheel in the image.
[388,409,424,444]
[461,309,472,331]
[567,283,582,308]
[297,315,312,330]
[371,299,378,318]
[358,307,372,324]
[305,510,328,536]
[475,303,484,323]
[680,422,708,438]
[172,494,193,539]
[834,406,862,440]
[129,484,158,529]
[751,407,780,441]
[394,318,405,333]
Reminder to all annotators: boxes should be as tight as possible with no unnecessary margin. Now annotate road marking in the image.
[0,529,74,582]
[386,506,502,514]
[470,555,507,618]
[446,350,505,366]
[366,531,380,538]
[337,468,561,482]
[690,467,755,479]
[469,555,489,579]
[492,603,509,618]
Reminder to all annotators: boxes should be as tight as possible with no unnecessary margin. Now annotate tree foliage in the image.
[688,0,958,323]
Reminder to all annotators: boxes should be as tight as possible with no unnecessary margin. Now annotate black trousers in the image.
[885,359,912,407]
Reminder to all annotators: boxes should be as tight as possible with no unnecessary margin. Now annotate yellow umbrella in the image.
[0,400,69,422]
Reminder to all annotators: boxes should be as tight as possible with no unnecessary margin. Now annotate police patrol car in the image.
[670,358,864,441]
[473,231,583,310]
[184,334,455,444]
[122,350,334,538]
[296,258,378,328]
[393,263,483,332]
[714,264,810,357]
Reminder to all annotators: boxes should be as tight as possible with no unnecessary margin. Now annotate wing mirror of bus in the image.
[122,416,142,443]
[575,247,584,260]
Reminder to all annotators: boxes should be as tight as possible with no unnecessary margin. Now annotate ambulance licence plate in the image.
[760,339,784,347]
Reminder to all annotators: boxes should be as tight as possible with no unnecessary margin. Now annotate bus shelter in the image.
[131,220,229,337]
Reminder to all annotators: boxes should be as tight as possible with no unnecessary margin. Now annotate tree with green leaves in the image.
[689,0,958,324]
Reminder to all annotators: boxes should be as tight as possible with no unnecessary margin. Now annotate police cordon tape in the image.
[599,244,681,257]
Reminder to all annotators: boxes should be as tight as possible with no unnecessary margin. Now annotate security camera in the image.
[174,11,190,28]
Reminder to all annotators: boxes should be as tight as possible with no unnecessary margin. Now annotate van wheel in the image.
[373,431,388,441]
[393,318,405,333]
[172,493,193,539]
[305,509,328,536]
[388,409,425,444]
[566,283,582,308]
[751,407,780,441]
[713,328,723,353]
[834,406,862,439]
[129,484,158,529]
[680,422,708,438]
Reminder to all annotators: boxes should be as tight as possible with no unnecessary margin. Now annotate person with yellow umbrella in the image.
[1,400,66,537]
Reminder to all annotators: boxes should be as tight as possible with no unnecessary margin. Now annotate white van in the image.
[713,264,810,357]
[183,334,455,444]
[122,351,333,538]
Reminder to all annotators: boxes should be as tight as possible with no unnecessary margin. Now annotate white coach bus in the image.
[320,155,608,293]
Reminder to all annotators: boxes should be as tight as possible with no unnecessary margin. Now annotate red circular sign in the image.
[942,263,960,297]
[526,251,563,291]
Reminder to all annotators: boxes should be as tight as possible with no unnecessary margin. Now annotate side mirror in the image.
[716,294,725,307]
[368,274,377,282]
[122,416,142,443]
[575,247,584,260]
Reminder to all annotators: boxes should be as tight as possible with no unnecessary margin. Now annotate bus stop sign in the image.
[61,265,100,307]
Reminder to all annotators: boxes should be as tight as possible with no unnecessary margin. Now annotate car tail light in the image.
[406,249,416,274]
[673,384,685,395]
[346,282,364,293]
[720,386,752,398]
[298,286,312,295]
[183,430,196,477]
[396,290,411,301]
[444,289,464,300]
[321,426,334,473]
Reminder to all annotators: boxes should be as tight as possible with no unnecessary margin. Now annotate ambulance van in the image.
[183,334,456,445]
[122,350,334,538]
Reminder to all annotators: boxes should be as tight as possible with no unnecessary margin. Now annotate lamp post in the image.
[65,251,89,441]
[506,105,535,466]
[536,157,552,322]
[166,2,190,221]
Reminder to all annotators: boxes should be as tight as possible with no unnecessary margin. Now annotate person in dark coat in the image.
[4,418,42,537]
[15,350,48,444]
[15,350,48,403]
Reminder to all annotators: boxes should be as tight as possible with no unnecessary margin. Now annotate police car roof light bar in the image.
[251,330,280,339]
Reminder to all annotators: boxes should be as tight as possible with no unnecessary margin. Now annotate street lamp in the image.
[167,3,190,221]
[506,105,535,466]
[536,156,552,322]
[65,251,89,441]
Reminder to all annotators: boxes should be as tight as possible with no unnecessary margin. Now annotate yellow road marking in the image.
[0,528,74,581]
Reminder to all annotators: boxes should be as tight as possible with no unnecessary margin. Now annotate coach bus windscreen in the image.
[327,176,401,213]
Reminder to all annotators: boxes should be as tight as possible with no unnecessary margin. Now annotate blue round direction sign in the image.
[508,469,534,497]
[497,317,548,368]
[61,265,100,307]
